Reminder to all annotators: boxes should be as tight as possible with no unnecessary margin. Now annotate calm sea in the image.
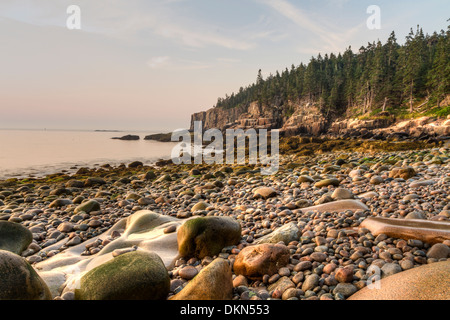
[0,129,177,180]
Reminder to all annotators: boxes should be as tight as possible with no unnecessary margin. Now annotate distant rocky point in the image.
[144,133,173,142]
[111,135,140,141]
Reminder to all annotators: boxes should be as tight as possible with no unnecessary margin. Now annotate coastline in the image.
[1,136,449,301]
[0,129,178,181]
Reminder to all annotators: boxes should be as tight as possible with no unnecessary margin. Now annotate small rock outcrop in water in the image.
[111,135,140,140]
[144,133,173,142]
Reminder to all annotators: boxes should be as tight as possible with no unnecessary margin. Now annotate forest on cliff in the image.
[214,23,450,120]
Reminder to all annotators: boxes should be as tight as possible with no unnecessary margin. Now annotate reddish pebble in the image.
[272,289,282,299]
[335,267,354,283]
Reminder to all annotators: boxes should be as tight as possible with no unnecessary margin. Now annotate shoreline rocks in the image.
[1,144,450,301]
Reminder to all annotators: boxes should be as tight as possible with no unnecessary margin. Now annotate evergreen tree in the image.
[212,23,449,120]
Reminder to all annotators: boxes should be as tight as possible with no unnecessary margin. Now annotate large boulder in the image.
[299,200,369,214]
[177,216,241,259]
[348,261,450,300]
[33,211,181,295]
[0,221,33,255]
[409,180,436,188]
[170,258,233,300]
[426,243,450,259]
[233,243,290,279]
[0,250,52,300]
[389,167,416,180]
[360,217,450,244]
[139,171,156,181]
[75,251,170,300]
[191,201,209,213]
[255,222,301,245]
[314,178,340,188]
[74,200,100,214]
[331,188,354,200]
[253,187,277,199]
[49,199,73,208]
[84,178,106,187]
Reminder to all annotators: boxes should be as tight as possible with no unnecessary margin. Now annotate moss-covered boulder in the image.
[0,250,52,300]
[74,200,100,214]
[177,216,241,259]
[0,221,33,255]
[75,251,170,300]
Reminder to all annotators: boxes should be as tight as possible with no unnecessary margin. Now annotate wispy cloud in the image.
[147,56,211,70]
[260,0,340,50]
[259,0,363,53]
[154,24,254,50]
[147,56,170,69]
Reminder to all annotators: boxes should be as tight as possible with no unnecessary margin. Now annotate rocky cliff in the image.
[190,101,328,137]
[189,98,450,141]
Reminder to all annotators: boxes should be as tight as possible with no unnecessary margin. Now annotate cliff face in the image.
[190,98,450,139]
[190,101,328,136]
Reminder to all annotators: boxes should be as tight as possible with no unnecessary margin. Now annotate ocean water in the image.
[0,129,177,180]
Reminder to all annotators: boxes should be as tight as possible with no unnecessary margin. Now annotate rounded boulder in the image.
[0,221,33,255]
[177,216,241,259]
[233,243,290,280]
[75,251,170,300]
[0,250,52,300]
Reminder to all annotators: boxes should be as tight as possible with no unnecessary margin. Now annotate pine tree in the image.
[211,23,449,119]
[428,28,450,107]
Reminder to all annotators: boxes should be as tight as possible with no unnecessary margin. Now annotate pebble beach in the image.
[1,138,450,301]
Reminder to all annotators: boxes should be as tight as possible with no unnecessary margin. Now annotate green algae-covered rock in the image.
[74,200,100,214]
[177,216,241,259]
[0,221,33,255]
[0,250,52,300]
[75,251,170,300]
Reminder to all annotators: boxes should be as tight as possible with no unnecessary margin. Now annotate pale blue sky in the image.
[0,0,448,131]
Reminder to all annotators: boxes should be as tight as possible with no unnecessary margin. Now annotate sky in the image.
[0,0,448,132]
